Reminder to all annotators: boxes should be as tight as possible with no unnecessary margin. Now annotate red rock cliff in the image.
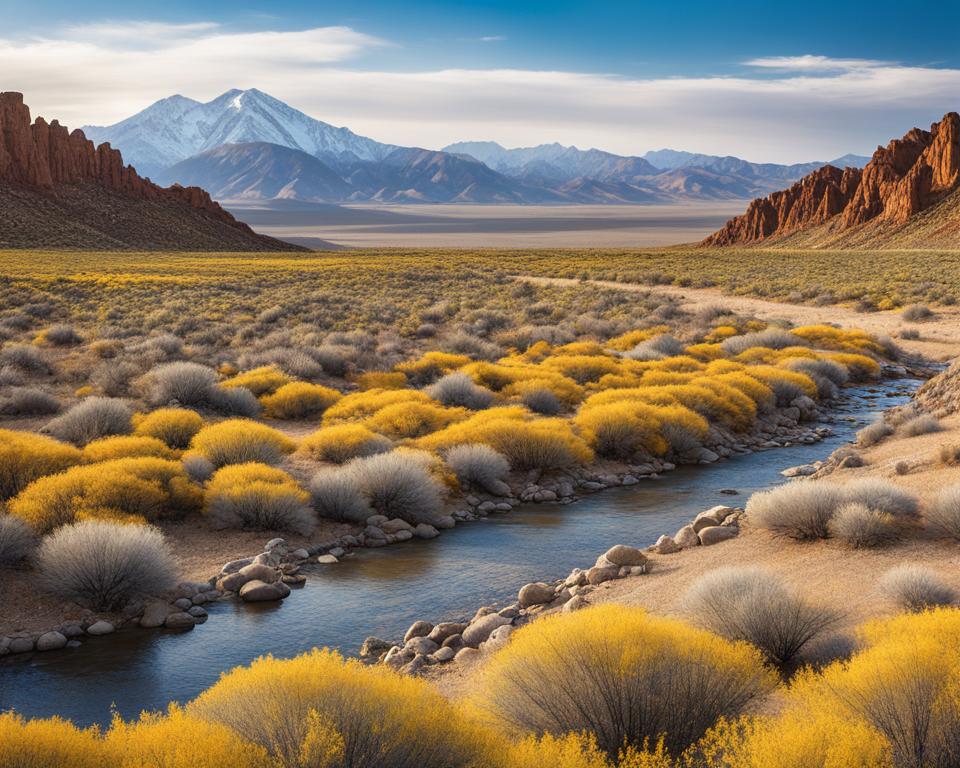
[0,91,244,227]
[703,111,960,246]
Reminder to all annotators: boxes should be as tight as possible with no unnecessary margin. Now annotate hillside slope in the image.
[0,92,298,251]
[703,112,960,248]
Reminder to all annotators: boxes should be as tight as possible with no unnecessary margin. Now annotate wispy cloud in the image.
[3,22,958,162]
[479,35,507,42]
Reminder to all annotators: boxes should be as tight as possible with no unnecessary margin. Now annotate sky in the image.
[2,0,960,163]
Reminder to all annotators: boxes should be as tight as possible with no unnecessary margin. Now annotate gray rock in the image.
[9,636,35,653]
[586,566,618,585]
[36,631,67,652]
[164,612,196,629]
[264,537,287,551]
[433,515,456,529]
[187,606,208,620]
[781,464,818,477]
[405,636,439,656]
[61,624,84,638]
[140,601,170,629]
[428,622,467,644]
[0,637,10,655]
[674,524,700,548]
[602,544,647,567]
[404,620,434,642]
[563,595,587,612]
[698,525,739,546]
[653,535,680,554]
[221,557,254,575]
[290,548,310,560]
[455,647,481,664]
[86,620,114,636]
[366,514,389,527]
[698,448,720,463]
[238,562,280,584]
[518,582,555,608]
[174,582,200,599]
[432,646,456,663]
[381,518,413,534]
[190,592,208,606]
[360,636,394,659]
[413,524,439,539]
[441,634,464,651]
[383,646,414,668]
[462,614,511,647]
[481,624,514,653]
[173,597,193,611]
[393,529,413,542]
[239,580,289,602]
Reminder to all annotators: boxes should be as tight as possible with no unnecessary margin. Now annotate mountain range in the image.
[703,111,960,249]
[83,89,870,206]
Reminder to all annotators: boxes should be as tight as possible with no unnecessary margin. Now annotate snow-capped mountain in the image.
[82,89,395,178]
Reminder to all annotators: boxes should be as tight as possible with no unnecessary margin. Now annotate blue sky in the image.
[3,0,959,161]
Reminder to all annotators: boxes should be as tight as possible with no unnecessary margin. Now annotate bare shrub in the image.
[878,565,956,612]
[183,454,215,484]
[207,385,261,417]
[346,451,443,524]
[783,358,847,399]
[445,444,511,495]
[519,387,562,415]
[721,328,804,356]
[894,460,911,475]
[746,481,845,540]
[91,360,142,397]
[309,468,372,523]
[902,303,934,322]
[681,566,840,667]
[899,327,920,340]
[940,444,960,466]
[829,502,901,548]
[896,414,942,437]
[0,387,60,416]
[427,372,495,410]
[0,515,36,566]
[926,484,960,539]
[41,324,82,346]
[45,397,132,446]
[311,344,350,377]
[856,419,893,448]
[0,344,49,373]
[843,478,919,519]
[36,521,178,610]
[145,361,218,406]
[625,333,685,361]
[0,365,24,387]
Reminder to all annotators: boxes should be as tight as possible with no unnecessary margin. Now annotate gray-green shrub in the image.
[44,397,132,446]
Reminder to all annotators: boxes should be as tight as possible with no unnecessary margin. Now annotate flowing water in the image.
[0,379,919,726]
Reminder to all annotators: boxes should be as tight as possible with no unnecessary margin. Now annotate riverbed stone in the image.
[518,582,555,608]
[441,634,464,651]
[393,529,414,542]
[412,523,439,540]
[187,606,208,621]
[652,535,680,554]
[698,525,739,546]
[316,554,338,564]
[173,597,193,611]
[432,646,456,663]
[239,580,289,602]
[462,614,511,647]
[164,612,196,629]
[381,518,413,534]
[238,562,280,584]
[290,548,309,561]
[455,647,481,665]
[428,622,467,644]
[482,624,514,654]
[564,595,588,612]
[404,620,434,642]
[140,601,170,629]
[602,544,647,567]
[586,566,619,585]
[360,636,393,659]
[61,624,84,638]
[405,636,439,656]
[674,524,700,548]
[433,515,456,529]
[36,631,67,651]
[86,621,114,636]
[9,636,35,653]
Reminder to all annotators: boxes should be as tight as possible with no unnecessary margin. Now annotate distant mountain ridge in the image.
[86,89,871,206]
[702,112,960,248]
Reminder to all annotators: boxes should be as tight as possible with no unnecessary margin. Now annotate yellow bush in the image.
[323,388,432,422]
[791,324,884,355]
[465,362,585,407]
[187,648,495,767]
[713,372,775,411]
[574,401,668,459]
[105,707,274,768]
[188,419,296,467]
[81,435,177,463]
[221,365,291,396]
[539,354,623,384]
[0,712,105,768]
[353,370,408,390]
[606,327,670,351]
[364,401,468,439]
[260,381,341,419]
[704,325,740,342]
[0,429,81,500]
[298,423,393,464]
[204,463,312,534]
[827,352,881,381]
[743,366,818,400]
[133,407,204,449]
[9,457,202,533]
[684,343,725,361]
[507,732,611,768]
[395,351,472,383]
[418,407,593,470]
[477,605,775,758]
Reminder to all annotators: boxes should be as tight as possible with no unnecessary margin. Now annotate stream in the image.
[0,378,920,726]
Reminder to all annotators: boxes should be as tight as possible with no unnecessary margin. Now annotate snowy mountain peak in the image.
[82,88,396,178]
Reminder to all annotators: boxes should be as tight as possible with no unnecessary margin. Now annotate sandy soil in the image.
[523,276,960,362]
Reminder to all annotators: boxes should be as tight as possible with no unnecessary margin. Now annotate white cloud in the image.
[479,35,507,42]
[3,22,958,162]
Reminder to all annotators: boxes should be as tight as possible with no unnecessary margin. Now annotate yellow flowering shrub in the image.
[298,423,393,464]
[353,371,408,390]
[574,401,669,459]
[395,351,472,384]
[323,388,432,422]
[188,419,296,467]
[260,381,341,419]
[203,462,313,534]
[506,732,612,768]
[81,435,177,463]
[606,326,670,351]
[221,365,291,396]
[364,401,469,439]
[0,429,81,500]
[540,354,623,384]
[0,712,105,768]
[132,407,204,449]
[464,362,585,407]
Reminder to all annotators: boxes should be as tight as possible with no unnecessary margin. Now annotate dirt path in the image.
[521,276,960,362]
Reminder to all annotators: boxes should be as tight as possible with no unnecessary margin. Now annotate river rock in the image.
[432,646,456,663]
[238,562,280,584]
[602,544,647,567]
[455,647,481,665]
[433,515,456,530]
[86,621,114,636]
[264,537,287,552]
[239,580,289,602]
[218,571,246,592]
[482,624,514,653]
[413,523,439,539]
[698,525,739,546]
[164,612,196,629]
[405,636,439,656]
[518,582,555,608]
[674,524,700,548]
[652,535,680,554]
[564,595,587,612]
[565,568,588,588]
[173,597,193,611]
[404,620,434,642]
[698,448,720,463]
[36,631,67,651]
[462,614,511,647]
[187,606,208,620]
[290,548,309,561]
[139,601,170,629]
[781,464,818,477]
[9,636,35,653]
[442,634,464,651]
[383,646,414,668]
[586,566,618,585]
[381,518,413,534]
[428,622,467,644]
[360,636,393,659]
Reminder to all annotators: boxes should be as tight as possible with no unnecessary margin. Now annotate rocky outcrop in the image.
[0,92,300,251]
[703,112,960,246]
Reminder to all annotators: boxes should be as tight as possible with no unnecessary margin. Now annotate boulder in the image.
[405,636,439,656]
[413,524,440,539]
[428,622,467,644]
[290,548,309,560]
[441,634,464,651]
[139,601,170,629]
[9,636,35,653]
[652,535,680,555]
[164,612,197,629]
[518,582,555,608]
[173,597,193,611]
[404,620,434,643]
[187,606,208,620]
[36,631,67,651]
[563,595,587,612]
[698,525,739,546]
[381,518,413,534]
[433,515,456,530]
[586,566,618,585]
[360,636,394,659]
[455,647,481,665]
[86,620,114,636]
[674,524,700,548]
[601,544,647,567]
[432,646,456,663]
[481,624,514,653]
[462,614,511,648]
[238,562,280,584]
[239,580,289,602]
